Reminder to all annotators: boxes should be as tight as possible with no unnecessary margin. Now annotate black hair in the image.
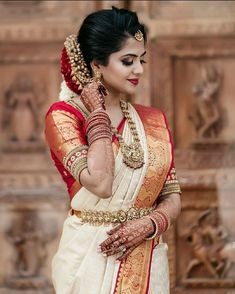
[77,6,147,74]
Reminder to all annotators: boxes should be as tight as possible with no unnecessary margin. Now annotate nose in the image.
[133,60,144,75]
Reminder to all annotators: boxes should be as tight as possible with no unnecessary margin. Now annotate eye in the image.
[140,60,147,64]
[121,59,133,66]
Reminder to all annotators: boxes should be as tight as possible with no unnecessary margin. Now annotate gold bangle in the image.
[145,216,159,240]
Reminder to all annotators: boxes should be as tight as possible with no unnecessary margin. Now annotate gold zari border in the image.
[114,105,173,294]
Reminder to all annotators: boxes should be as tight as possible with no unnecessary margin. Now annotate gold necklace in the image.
[111,100,144,169]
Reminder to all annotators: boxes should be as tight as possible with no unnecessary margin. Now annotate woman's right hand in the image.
[80,80,108,112]
[99,216,155,261]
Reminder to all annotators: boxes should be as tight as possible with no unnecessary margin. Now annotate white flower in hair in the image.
[59,80,79,101]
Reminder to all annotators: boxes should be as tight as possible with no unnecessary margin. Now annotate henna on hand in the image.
[99,217,154,259]
[81,80,108,112]
[98,194,181,258]
[117,240,142,261]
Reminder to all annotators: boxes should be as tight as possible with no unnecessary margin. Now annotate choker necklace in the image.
[111,100,144,169]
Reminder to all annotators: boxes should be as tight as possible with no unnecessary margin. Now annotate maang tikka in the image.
[134,30,143,42]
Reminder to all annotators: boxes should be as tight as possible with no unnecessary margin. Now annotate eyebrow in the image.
[121,51,146,58]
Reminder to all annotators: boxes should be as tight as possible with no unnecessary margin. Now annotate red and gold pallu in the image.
[113,105,172,294]
[45,99,175,294]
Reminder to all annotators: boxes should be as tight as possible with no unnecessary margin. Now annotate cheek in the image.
[103,63,129,81]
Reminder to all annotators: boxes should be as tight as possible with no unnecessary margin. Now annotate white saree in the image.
[51,104,169,294]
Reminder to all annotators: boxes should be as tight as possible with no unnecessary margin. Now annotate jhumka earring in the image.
[94,70,102,81]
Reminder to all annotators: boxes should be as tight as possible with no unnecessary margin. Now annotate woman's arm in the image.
[45,81,115,199]
[99,192,181,260]
[80,136,115,198]
[154,192,181,224]
[79,81,115,198]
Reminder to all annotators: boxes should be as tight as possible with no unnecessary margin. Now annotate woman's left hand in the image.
[99,217,154,261]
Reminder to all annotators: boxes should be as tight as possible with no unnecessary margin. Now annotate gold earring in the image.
[94,70,102,81]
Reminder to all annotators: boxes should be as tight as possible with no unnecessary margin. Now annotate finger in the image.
[105,238,129,256]
[100,235,129,257]
[107,224,123,235]
[104,244,127,257]
[101,247,116,256]
[99,233,120,250]
[98,84,108,96]
[117,242,141,261]
[103,248,118,257]
[124,235,143,249]
[112,240,122,249]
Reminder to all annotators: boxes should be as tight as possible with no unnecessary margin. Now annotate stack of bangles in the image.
[145,209,170,240]
[86,109,112,145]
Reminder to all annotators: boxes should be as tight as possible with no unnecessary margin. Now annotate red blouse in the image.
[45,101,125,199]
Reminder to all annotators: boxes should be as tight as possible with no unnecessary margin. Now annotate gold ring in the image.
[119,245,126,253]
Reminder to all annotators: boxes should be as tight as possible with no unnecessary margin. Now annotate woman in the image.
[45,6,181,294]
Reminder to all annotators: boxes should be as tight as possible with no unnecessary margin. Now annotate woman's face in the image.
[97,37,146,95]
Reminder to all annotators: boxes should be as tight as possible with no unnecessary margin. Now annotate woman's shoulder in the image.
[46,101,67,114]
[45,100,84,121]
[133,103,163,114]
[132,103,166,125]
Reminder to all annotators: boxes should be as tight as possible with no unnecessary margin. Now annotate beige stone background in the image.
[0,1,235,293]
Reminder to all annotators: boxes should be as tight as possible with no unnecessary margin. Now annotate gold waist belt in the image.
[72,206,155,225]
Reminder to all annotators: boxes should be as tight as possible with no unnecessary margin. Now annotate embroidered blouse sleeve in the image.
[160,164,181,196]
[45,108,88,185]
[160,114,181,197]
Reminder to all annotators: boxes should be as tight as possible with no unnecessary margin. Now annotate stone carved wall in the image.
[144,4,235,292]
[0,1,79,292]
[0,1,235,293]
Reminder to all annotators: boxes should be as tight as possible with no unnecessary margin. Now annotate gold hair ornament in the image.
[134,30,143,42]
[64,35,93,89]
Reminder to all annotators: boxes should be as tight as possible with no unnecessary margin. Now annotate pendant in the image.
[121,142,144,169]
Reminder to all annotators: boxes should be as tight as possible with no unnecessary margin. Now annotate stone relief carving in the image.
[182,208,235,285]
[2,74,46,152]
[189,64,224,141]
[6,209,57,289]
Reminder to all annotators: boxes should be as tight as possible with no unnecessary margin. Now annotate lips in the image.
[127,79,139,86]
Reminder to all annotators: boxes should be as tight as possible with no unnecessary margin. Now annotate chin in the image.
[125,87,137,95]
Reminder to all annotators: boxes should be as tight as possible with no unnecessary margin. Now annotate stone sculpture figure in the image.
[7,210,46,278]
[183,208,234,280]
[2,73,47,151]
[6,209,58,289]
[3,75,39,144]
[190,64,223,139]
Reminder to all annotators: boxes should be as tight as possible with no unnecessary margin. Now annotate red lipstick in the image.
[127,79,139,86]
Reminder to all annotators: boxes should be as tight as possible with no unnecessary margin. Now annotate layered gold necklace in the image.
[67,98,144,169]
[111,100,144,169]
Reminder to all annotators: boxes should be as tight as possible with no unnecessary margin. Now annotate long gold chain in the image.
[111,100,144,169]
[67,98,145,169]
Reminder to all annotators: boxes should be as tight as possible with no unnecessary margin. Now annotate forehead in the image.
[113,37,145,57]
